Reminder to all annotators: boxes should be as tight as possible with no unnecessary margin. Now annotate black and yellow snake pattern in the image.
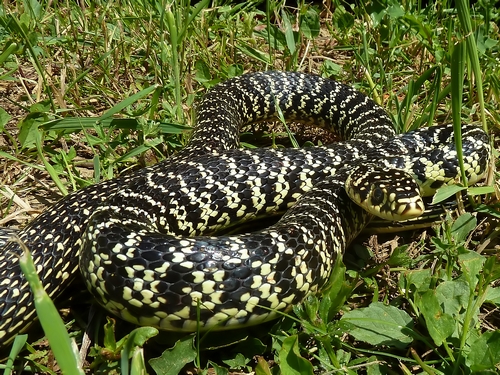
[0,71,490,347]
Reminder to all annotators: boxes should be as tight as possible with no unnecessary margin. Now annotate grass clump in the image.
[0,0,499,373]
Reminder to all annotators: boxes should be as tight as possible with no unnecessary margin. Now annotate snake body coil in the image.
[0,72,490,346]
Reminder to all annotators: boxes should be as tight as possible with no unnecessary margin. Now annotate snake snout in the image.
[345,164,425,221]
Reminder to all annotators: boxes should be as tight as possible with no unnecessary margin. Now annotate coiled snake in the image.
[0,71,490,347]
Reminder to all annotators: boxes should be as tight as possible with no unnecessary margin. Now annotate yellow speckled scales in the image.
[0,72,490,347]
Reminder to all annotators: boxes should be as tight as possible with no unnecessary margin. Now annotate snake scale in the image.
[0,71,490,348]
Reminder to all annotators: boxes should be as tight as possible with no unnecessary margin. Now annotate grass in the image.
[0,0,499,373]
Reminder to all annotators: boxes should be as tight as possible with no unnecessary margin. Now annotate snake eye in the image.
[371,187,385,205]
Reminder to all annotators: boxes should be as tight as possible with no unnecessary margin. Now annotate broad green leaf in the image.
[103,318,117,350]
[322,60,343,76]
[340,302,413,348]
[386,4,404,19]
[281,10,296,56]
[126,326,159,348]
[482,256,500,286]
[149,335,197,375]
[194,59,212,83]
[320,256,350,322]
[25,0,43,20]
[0,107,11,128]
[222,352,249,369]
[432,184,467,205]
[404,14,432,40]
[255,356,272,375]
[387,245,412,267]
[336,348,352,368]
[366,355,388,375]
[435,280,470,317]
[416,290,455,346]
[208,361,229,375]
[400,269,432,293]
[484,287,500,304]
[367,2,386,27]
[477,36,498,55]
[430,236,453,255]
[278,335,314,375]
[18,115,43,149]
[295,294,320,327]
[458,250,486,290]
[334,9,354,30]
[450,213,476,244]
[467,331,500,371]
[300,7,320,39]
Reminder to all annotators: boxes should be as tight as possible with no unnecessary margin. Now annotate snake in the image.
[0,71,490,347]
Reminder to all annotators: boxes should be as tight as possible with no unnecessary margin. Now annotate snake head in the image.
[345,164,425,221]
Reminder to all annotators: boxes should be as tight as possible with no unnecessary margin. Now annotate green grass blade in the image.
[0,41,18,65]
[65,48,120,93]
[41,117,136,131]
[35,129,68,196]
[450,40,468,186]
[426,66,443,127]
[114,137,163,163]
[0,150,44,170]
[182,0,211,41]
[11,236,84,375]
[4,14,56,112]
[3,335,28,374]
[99,85,159,121]
[164,6,182,121]
[456,0,487,132]
[91,156,101,184]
